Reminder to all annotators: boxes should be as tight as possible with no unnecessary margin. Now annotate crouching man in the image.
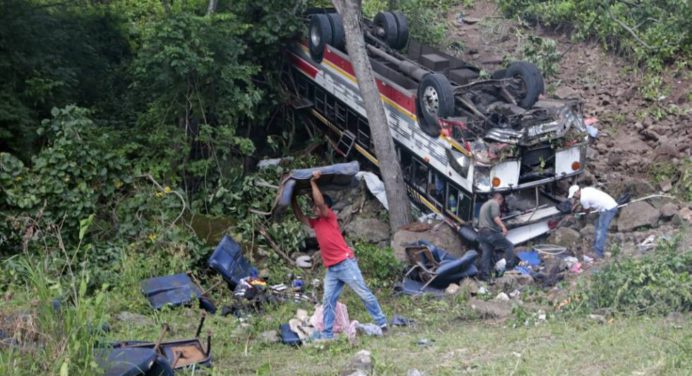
[291,171,387,340]
[477,193,519,280]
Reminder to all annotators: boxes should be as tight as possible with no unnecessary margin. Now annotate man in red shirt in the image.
[292,171,387,339]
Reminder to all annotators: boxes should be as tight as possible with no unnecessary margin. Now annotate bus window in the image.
[399,149,413,182]
[347,109,358,135]
[412,159,428,192]
[458,191,472,220]
[446,185,460,216]
[357,117,370,147]
[430,172,445,205]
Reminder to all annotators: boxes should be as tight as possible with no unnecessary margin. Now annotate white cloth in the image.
[579,187,617,212]
[355,171,388,210]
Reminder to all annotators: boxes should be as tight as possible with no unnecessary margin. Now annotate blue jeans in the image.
[594,208,617,256]
[322,258,386,338]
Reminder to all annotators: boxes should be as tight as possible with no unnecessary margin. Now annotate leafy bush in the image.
[564,236,691,316]
[498,0,691,71]
[521,35,561,78]
[364,0,465,47]
[0,106,128,251]
[354,243,404,288]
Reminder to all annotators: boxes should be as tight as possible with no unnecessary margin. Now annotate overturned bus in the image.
[285,9,587,244]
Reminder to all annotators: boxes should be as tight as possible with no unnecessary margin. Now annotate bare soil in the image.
[446,1,691,190]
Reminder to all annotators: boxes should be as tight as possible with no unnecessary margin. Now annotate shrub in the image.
[564,236,691,316]
[354,243,404,288]
[497,0,691,72]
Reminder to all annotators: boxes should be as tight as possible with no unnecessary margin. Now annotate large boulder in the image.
[391,221,466,262]
[547,227,581,249]
[345,217,390,244]
[617,201,661,232]
[607,177,656,198]
[660,203,679,219]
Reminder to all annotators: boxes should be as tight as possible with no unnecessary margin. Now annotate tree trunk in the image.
[332,0,412,233]
[206,0,218,16]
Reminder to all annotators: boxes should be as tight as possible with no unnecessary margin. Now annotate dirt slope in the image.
[445,1,691,193]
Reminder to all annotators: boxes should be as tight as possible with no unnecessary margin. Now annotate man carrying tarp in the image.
[477,193,519,281]
[291,171,387,340]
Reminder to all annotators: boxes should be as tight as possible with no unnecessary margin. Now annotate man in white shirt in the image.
[568,185,618,258]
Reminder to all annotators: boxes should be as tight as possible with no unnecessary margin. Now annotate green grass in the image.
[76,293,688,376]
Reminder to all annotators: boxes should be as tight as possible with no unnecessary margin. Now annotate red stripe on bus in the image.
[289,52,319,78]
[322,47,416,114]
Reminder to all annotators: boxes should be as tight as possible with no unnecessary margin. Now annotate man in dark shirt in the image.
[477,193,518,280]
[292,171,387,340]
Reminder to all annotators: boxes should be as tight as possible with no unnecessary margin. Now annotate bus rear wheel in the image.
[327,13,345,51]
[309,14,332,63]
[391,11,409,50]
[504,61,544,109]
[416,73,455,137]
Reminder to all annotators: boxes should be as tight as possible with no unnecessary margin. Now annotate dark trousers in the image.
[478,228,517,279]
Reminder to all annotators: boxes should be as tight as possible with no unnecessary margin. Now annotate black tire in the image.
[327,13,345,51]
[391,11,409,50]
[309,14,333,63]
[374,11,399,48]
[416,73,455,137]
[505,61,544,108]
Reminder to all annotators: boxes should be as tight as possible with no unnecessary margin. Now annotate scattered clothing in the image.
[390,314,414,327]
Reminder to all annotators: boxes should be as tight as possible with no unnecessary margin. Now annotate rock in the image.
[660,203,678,219]
[407,369,424,376]
[345,217,390,244]
[391,221,465,262]
[588,314,606,324]
[115,311,153,327]
[547,227,582,249]
[259,330,279,344]
[459,278,479,295]
[554,86,579,99]
[468,297,512,319]
[446,283,460,295]
[671,214,683,226]
[494,292,510,302]
[678,207,692,223]
[608,177,656,198]
[617,201,661,232]
[341,350,373,376]
[579,224,595,238]
[495,271,533,291]
[659,179,673,192]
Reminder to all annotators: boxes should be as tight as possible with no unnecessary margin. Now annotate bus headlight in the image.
[473,165,491,191]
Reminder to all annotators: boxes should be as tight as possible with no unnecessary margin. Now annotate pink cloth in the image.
[310,302,356,338]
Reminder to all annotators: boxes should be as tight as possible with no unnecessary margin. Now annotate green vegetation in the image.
[497,0,691,72]
[564,236,691,316]
[1,0,690,374]
[364,0,467,46]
